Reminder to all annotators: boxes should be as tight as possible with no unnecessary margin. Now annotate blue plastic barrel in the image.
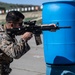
[42,1,75,65]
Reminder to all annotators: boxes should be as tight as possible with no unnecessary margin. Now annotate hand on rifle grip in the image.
[21,32,33,41]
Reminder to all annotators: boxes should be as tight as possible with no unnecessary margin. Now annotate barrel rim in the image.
[42,1,75,5]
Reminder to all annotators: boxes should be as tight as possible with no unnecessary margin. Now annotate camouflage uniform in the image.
[0,27,30,75]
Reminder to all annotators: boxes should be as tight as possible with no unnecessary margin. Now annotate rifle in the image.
[0,21,71,45]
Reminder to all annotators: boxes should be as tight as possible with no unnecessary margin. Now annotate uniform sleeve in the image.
[0,34,30,59]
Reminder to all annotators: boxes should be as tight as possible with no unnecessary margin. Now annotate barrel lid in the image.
[42,1,75,5]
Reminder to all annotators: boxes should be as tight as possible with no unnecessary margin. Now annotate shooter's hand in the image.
[21,32,33,41]
[49,24,56,32]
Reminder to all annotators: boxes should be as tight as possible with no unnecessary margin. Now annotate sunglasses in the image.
[8,21,23,26]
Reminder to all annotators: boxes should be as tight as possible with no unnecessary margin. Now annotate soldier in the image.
[0,11,33,75]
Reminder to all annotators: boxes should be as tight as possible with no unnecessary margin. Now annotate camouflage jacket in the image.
[0,31,30,63]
